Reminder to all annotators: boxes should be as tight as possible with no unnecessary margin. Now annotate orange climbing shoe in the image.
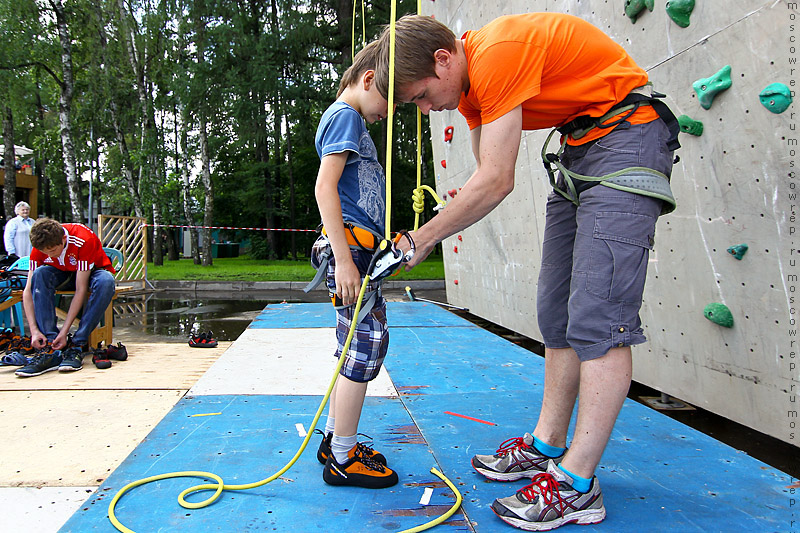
[314,430,387,466]
[322,446,398,489]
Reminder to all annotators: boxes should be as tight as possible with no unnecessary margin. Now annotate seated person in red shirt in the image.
[18,218,116,377]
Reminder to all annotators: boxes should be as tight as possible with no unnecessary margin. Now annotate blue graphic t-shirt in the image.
[315,101,386,238]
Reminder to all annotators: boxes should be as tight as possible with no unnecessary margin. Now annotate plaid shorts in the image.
[323,246,389,383]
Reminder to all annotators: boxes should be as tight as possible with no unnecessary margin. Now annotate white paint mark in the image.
[296,423,307,437]
[419,487,433,505]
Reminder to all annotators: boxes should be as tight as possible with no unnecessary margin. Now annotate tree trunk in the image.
[34,78,50,217]
[50,0,82,222]
[287,126,296,260]
[2,106,17,222]
[199,114,213,267]
[180,108,201,265]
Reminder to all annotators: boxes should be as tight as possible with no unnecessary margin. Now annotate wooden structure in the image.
[97,215,147,288]
[0,167,38,217]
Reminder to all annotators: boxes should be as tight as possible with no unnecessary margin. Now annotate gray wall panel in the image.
[415,0,796,444]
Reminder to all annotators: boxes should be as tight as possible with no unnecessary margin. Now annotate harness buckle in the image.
[368,232,415,282]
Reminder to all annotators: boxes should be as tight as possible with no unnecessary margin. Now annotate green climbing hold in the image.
[726,243,748,260]
[625,0,654,23]
[759,83,793,114]
[666,0,695,28]
[704,303,734,328]
[677,115,703,136]
[693,65,732,110]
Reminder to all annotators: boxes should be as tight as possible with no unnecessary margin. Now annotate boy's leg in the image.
[71,269,115,347]
[333,377,368,437]
[30,266,71,341]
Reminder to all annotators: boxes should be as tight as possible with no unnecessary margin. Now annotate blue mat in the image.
[62,303,794,532]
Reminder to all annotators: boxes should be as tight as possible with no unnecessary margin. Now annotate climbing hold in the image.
[624,0,654,23]
[666,0,694,28]
[693,65,732,110]
[759,83,793,114]
[457,235,462,241]
[453,246,458,253]
[441,160,447,168]
[677,115,703,136]
[726,243,748,260]
[448,189,458,198]
[444,126,454,143]
[454,279,458,285]
[703,303,734,328]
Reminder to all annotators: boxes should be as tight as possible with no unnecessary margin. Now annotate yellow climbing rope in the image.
[108,2,462,531]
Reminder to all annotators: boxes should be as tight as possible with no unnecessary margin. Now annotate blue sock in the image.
[558,464,592,493]
[533,436,566,458]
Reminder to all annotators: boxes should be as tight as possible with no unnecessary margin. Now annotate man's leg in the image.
[71,269,115,347]
[532,346,581,449]
[559,346,632,478]
[30,266,70,341]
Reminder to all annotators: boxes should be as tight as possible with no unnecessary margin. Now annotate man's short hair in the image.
[337,40,382,98]
[30,218,64,250]
[375,15,456,99]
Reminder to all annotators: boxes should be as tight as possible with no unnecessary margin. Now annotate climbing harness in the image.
[543,85,680,215]
[108,2,462,532]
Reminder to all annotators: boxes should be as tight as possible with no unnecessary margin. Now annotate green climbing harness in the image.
[542,85,680,215]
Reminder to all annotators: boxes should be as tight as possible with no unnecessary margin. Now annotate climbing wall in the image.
[420,0,797,445]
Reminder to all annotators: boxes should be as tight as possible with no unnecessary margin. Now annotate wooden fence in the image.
[97,215,148,288]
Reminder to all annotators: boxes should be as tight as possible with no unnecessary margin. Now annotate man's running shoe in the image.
[15,347,62,378]
[322,448,398,489]
[472,432,565,481]
[314,430,387,465]
[491,460,605,531]
[59,345,87,372]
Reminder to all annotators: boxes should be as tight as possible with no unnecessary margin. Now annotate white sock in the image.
[324,416,335,437]
[331,433,357,464]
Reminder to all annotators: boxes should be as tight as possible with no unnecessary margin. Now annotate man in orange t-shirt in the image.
[376,13,679,530]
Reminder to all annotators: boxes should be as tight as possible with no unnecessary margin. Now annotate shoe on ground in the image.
[106,342,128,361]
[189,331,218,348]
[0,350,30,366]
[92,348,112,369]
[59,344,87,372]
[472,432,565,481]
[491,460,605,531]
[15,347,63,378]
[314,430,387,466]
[322,448,398,489]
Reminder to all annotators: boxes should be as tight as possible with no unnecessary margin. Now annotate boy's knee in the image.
[90,271,116,299]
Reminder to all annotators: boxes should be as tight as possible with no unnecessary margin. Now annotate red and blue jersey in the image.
[29,223,115,274]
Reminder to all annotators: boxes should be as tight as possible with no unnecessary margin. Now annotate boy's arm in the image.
[403,105,523,267]
[22,273,46,348]
[53,269,91,349]
[315,152,362,306]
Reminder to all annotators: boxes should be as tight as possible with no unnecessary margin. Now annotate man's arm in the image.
[404,105,523,267]
[53,269,91,349]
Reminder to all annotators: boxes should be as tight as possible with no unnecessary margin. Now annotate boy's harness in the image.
[543,85,680,215]
[304,223,414,324]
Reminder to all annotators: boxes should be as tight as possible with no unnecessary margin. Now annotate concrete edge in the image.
[149,279,445,292]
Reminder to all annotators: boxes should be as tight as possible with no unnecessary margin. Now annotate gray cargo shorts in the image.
[536,119,674,361]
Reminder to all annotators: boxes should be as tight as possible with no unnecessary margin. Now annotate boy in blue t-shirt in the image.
[311,41,398,489]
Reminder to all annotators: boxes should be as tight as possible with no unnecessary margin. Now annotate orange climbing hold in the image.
[444,126,454,143]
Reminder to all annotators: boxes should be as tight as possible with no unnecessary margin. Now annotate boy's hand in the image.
[53,331,69,350]
[30,331,48,350]
[335,258,362,307]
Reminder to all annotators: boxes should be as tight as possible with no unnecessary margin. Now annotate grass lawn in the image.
[147,255,445,281]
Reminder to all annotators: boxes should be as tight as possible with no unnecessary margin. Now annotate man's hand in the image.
[30,330,48,350]
[335,257,362,306]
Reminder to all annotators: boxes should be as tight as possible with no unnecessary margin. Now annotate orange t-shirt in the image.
[458,13,659,145]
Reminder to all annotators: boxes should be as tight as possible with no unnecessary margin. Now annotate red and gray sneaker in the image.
[491,460,605,531]
[91,346,112,369]
[472,432,564,481]
[189,331,218,348]
[106,342,128,361]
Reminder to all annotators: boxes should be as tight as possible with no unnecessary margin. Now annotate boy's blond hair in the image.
[337,40,382,98]
[374,15,456,99]
[30,218,64,250]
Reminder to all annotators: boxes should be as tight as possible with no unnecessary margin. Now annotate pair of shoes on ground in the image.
[4,334,35,356]
[314,430,397,489]
[90,342,128,369]
[189,331,218,348]
[472,432,605,531]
